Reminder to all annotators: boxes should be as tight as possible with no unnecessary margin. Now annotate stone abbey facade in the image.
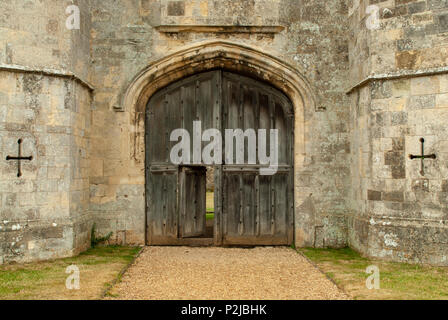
[1,0,448,265]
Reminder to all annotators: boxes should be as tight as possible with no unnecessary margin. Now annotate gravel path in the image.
[108,247,348,300]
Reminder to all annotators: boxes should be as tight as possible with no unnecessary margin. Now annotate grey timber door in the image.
[146,71,221,245]
[221,72,294,245]
[145,70,294,246]
[179,166,207,238]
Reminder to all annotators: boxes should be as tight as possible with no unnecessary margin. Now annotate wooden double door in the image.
[146,70,294,246]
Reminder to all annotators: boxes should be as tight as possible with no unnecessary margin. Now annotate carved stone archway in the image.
[122,40,317,247]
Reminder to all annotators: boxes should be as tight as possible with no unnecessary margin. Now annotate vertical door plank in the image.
[274,101,287,165]
[213,71,223,245]
[225,173,240,237]
[166,90,182,163]
[259,93,270,161]
[243,86,256,164]
[258,175,272,235]
[182,82,196,161]
[242,173,256,236]
[273,173,288,237]
[148,94,166,163]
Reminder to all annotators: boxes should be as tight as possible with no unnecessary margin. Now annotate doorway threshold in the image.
[182,238,214,247]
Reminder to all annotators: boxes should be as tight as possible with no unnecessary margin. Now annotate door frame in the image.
[145,70,295,247]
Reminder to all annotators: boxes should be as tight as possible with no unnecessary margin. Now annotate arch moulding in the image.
[122,40,317,247]
[122,40,316,165]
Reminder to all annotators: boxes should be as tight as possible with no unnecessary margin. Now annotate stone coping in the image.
[0,64,94,92]
[346,66,448,94]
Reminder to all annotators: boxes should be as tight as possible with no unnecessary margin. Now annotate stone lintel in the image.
[155,25,285,33]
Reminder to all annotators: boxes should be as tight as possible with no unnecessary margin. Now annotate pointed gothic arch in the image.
[121,40,317,247]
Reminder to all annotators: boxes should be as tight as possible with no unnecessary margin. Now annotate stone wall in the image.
[348,0,448,265]
[88,0,351,248]
[0,0,92,263]
[0,73,91,263]
[286,0,351,247]
[0,0,90,79]
[2,0,447,265]
[349,0,448,86]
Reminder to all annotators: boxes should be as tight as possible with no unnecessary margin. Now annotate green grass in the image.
[299,247,448,300]
[0,246,141,300]
[206,191,214,220]
[79,245,140,261]
[301,247,366,263]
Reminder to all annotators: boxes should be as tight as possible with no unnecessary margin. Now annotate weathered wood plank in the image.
[147,172,178,244]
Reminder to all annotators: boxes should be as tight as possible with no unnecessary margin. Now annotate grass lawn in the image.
[206,191,214,220]
[299,247,448,300]
[0,246,141,300]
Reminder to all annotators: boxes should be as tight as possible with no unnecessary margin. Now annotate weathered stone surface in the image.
[348,1,448,265]
[0,0,448,266]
